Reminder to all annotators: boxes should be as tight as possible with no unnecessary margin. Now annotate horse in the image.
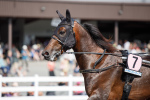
[42,9,150,100]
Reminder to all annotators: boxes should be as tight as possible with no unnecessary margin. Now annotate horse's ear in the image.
[66,9,71,23]
[56,10,65,21]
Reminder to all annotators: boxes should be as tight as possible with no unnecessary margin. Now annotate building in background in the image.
[0,0,150,49]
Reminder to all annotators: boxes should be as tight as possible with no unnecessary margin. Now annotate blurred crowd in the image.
[0,39,150,97]
[0,43,44,77]
[113,40,150,53]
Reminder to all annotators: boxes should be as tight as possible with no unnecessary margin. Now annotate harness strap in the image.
[122,82,132,100]
[93,49,106,69]
[79,64,117,73]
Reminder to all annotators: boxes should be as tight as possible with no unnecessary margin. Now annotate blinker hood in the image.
[53,18,76,51]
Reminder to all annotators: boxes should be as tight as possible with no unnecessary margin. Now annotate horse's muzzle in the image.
[42,51,61,61]
[42,51,50,60]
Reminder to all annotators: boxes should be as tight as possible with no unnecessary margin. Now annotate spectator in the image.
[27,83,34,96]
[21,45,29,71]
[142,41,148,53]
[47,61,55,76]
[73,82,84,95]
[11,82,19,96]
[27,91,34,96]
[2,82,12,97]
[6,50,13,72]
[46,91,55,96]
[129,43,137,53]
[60,56,69,76]
[124,40,130,50]
[10,62,19,76]
[16,66,27,77]
[12,45,20,63]
[30,48,34,60]
[38,91,43,96]
[0,54,9,74]
[32,44,40,61]
[74,64,80,76]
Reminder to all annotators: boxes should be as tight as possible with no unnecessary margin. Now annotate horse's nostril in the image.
[45,51,49,55]
[42,51,49,56]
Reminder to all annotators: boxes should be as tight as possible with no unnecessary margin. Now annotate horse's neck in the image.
[73,22,103,52]
[73,22,104,70]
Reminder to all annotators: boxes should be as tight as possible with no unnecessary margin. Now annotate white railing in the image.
[0,75,88,100]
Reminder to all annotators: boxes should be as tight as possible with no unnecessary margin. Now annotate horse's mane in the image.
[82,23,116,52]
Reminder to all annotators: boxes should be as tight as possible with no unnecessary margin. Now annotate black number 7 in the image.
[133,56,138,68]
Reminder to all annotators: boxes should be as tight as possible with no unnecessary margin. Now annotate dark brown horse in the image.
[42,10,150,100]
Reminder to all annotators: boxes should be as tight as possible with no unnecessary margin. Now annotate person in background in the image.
[73,63,80,76]
[16,66,27,77]
[47,61,55,76]
[21,45,29,71]
[30,48,34,60]
[27,83,34,96]
[2,82,12,97]
[11,82,19,96]
[124,40,130,50]
[129,43,137,53]
[73,82,84,95]
[27,91,34,96]
[38,91,43,96]
[12,45,20,63]
[32,44,40,61]
[0,54,9,74]
[6,50,13,73]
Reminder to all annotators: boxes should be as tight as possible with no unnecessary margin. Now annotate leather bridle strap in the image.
[51,36,64,45]
[79,64,117,73]
[93,49,106,69]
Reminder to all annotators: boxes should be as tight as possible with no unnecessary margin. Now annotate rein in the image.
[63,51,150,74]
[65,49,121,73]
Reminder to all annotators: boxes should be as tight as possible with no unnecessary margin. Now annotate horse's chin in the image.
[44,56,58,61]
[44,51,61,61]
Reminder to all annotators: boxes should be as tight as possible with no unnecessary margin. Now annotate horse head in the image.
[42,9,76,61]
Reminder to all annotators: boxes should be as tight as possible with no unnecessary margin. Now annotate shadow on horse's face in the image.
[42,35,62,61]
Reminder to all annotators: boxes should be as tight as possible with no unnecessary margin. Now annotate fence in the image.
[0,75,88,100]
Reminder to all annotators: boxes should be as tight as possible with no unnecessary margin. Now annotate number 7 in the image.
[133,56,138,68]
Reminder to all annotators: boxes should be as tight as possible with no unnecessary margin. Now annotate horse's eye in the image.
[60,31,65,35]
